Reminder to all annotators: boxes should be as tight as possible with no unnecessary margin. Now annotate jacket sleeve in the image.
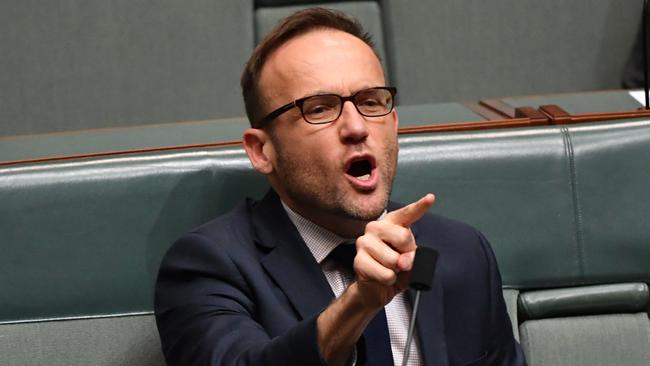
[478,232,527,366]
[154,232,328,366]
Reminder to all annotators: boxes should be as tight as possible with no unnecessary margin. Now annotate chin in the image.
[340,192,388,221]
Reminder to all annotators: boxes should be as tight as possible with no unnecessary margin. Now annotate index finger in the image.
[384,193,435,227]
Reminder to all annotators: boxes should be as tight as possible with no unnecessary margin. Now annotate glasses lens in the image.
[354,88,393,117]
[301,95,341,123]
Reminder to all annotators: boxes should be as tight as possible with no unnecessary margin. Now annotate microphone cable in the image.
[401,247,438,366]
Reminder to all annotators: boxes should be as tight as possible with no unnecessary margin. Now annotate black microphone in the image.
[410,246,438,291]
[402,247,438,366]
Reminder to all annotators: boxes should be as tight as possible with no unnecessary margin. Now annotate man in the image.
[155,8,525,366]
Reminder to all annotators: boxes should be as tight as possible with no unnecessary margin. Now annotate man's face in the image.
[257,29,398,228]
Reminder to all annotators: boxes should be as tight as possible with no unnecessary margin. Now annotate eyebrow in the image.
[299,90,335,98]
[300,85,384,99]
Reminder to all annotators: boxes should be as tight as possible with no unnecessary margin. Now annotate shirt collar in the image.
[281,200,387,264]
[281,201,346,263]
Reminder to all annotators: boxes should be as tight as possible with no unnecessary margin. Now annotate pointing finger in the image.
[384,193,435,227]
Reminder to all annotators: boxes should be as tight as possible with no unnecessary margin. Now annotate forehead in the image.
[259,29,385,102]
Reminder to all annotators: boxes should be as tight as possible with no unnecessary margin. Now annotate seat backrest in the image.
[393,119,650,290]
[255,1,388,69]
[2,1,641,135]
[0,1,254,135]
[383,0,639,104]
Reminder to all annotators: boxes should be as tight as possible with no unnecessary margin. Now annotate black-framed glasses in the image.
[257,86,397,126]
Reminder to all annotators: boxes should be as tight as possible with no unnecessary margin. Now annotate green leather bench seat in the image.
[1,118,649,365]
[395,125,577,288]
[1,148,267,323]
[395,117,648,289]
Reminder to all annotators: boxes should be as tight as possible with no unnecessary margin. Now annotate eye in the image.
[301,95,340,122]
[304,103,336,116]
[358,98,382,107]
[354,89,393,115]
[356,95,387,114]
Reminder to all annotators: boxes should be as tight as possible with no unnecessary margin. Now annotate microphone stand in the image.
[402,247,438,366]
[402,290,422,366]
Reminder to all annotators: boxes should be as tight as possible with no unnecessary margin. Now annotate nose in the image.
[338,100,369,144]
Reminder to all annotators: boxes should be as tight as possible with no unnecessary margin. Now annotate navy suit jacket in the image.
[155,190,525,365]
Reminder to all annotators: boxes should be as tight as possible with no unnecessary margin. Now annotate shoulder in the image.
[159,198,258,271]
[190,198,255,244]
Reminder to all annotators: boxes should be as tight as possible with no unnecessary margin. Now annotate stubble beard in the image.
[273,140,398,223]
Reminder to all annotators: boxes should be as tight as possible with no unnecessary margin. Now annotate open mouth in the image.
[344,155,377,190]
[347,159,373,181]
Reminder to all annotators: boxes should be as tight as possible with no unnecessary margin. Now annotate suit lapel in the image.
[253,190,335,320]
[407,210,450,366]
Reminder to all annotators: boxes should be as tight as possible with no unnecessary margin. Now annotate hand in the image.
[315,194,435,365]
[353,193,435,307]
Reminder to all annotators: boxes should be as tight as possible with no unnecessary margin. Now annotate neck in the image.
[281,199,372,239]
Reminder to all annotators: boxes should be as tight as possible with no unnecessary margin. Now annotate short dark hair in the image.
[240,7,379,128]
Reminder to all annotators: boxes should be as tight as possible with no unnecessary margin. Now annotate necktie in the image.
[328,243,394,366]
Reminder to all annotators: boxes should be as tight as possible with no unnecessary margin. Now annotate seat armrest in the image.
[519,283,649,320]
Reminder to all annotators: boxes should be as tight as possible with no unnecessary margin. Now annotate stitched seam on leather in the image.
[561,127,585,281]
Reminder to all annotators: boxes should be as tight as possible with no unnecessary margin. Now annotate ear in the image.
[243,128,275,175]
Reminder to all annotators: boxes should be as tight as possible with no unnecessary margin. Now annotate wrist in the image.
[317,282,382,365]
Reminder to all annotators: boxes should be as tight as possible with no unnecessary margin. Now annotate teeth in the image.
[357,174,370,181]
